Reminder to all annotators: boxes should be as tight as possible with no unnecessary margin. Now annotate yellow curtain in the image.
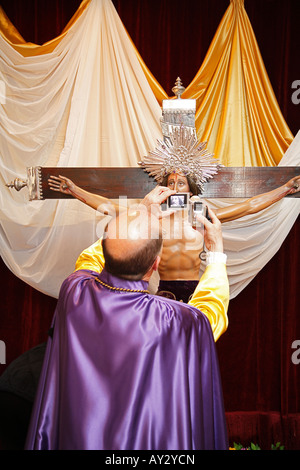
[182,0,293,166]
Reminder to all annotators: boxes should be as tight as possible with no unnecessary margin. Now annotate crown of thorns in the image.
[139,126,222,193]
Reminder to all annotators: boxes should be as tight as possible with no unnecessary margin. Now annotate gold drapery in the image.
[182,0,293,166]
[0,0,293,166]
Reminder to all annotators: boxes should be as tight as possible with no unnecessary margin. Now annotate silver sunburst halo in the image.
[139,126,222,193]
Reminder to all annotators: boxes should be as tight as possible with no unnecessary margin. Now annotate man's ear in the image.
[142,255,161,281]
[152,255,161,272]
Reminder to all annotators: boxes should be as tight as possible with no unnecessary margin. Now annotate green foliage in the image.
[271,442,285,450]
[231,441,284,450]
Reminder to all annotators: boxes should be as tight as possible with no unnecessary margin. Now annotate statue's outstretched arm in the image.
[215,175,300,223]
[48,175,125,216]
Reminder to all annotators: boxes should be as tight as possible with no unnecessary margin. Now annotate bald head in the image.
[102,210,162,281]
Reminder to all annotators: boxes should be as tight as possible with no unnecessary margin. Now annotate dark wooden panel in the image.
[40,166,300,199]
[41,167,156,199]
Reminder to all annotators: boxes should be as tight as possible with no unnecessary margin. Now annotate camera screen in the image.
[167,193,189,209]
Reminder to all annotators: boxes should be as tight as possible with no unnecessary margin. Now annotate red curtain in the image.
[1,0,299,449]
[217,217,300,449]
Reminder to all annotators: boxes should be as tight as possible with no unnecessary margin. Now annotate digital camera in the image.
[165,193,210,227]
[166,193,189,209]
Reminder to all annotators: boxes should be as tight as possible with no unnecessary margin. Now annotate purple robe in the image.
[25,269,228,450]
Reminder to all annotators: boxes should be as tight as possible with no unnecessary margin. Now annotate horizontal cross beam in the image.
[38,167,300,199]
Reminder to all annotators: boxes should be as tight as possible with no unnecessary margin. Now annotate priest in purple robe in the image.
[25,186,230,450]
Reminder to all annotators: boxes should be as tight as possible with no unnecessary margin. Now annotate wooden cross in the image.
[29,166,299,200]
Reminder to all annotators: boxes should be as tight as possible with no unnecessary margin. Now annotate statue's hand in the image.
[286,175,300,194]
[48,175,75,194]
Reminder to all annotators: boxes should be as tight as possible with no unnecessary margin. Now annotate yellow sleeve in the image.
[74,238,105,273]
[188,263,229,342]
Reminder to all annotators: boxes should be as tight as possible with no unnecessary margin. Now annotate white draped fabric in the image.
[0,0,299,299]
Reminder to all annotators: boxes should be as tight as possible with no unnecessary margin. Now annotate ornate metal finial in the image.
[5,167,43,200]
[5,178,27,191]
[172,77,185,99]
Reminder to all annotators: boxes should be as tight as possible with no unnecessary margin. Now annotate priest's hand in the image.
[140,186,176,219]
[196,208,224,253]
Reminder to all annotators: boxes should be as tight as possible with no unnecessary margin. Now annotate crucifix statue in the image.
[5,78,300,300]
